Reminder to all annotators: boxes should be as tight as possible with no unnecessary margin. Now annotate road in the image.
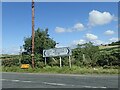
[1,72,118,88]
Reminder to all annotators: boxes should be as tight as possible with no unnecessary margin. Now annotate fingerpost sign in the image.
[43,47,72,68]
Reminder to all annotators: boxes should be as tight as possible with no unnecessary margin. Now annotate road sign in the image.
[43,47,72,57]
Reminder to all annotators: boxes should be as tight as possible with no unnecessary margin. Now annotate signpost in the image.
[69,56,71,68]
[60,57,62,68]
[45,57,46,66]
[43,47,72,68]
[43,47,72,57]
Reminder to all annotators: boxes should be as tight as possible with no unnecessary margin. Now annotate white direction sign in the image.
[43,47,72,57]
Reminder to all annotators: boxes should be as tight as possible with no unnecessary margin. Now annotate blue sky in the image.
[2,2,118,54]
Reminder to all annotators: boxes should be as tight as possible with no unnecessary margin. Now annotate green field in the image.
[99,45,119,50]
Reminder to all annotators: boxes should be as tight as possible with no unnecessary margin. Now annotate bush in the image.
[103,65,119,69]
[103,65,111,69]
[2,59,20,67]
[35,61,45,68]
[21,55,31,64]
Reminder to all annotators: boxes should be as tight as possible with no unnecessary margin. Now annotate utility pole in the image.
[31,0,35,68]
[19,46,22,65]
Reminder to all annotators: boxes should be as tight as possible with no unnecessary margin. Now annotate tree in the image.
[97,48,120,66]
[82,42,100,67]
[72,47,84,67]
[22,28,56,66]
[23,28,56,54]
[72,42,100,67]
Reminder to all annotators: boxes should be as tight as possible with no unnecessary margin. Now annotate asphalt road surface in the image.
[1,72,119,88]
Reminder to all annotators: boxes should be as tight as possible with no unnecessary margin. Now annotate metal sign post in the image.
[60,57,62,68]
[69,56,71,68]
[45,57,47,66]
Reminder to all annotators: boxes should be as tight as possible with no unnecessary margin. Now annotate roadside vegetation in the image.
[1,28,120,74]
[2,66,118,74]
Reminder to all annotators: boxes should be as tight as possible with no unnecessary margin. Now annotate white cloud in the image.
[72,39,107,46]
[55,27,66,33]
[88,10,114,26]
[109,37,118,42]
[73,39,86,45]
[92,40,105,45]
[72,38,111,46]
[85,33,98,41]
[104,30,115,35]
[55,45,66,48]
[88,40,110,45]
[73,23,85,31]
[55,23,85,33]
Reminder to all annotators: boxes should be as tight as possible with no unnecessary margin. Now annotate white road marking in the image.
[2,78,107,88]
[21,81,32,83]
[100,87,107,88]
[2,79,32,83]
[83,86,99,88]
[83,85,107,88]
[11,80,20,82]
[0,79,6,81]
[43,82,66,86]
[43,82,107,88]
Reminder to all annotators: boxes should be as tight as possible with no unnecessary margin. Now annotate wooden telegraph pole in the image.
[32,0,35,68]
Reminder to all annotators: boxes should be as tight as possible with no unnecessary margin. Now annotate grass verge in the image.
[1,66,119,74]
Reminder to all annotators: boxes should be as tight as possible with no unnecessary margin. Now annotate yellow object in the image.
[21,64,30,69]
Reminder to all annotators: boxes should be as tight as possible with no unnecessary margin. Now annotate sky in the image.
[2,2,118,54]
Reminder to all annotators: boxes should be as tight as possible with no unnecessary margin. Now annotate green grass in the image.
[1,66,119,74]
[99,45,119,50]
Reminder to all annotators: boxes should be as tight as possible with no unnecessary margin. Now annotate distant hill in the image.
[99,41,119,50]
[108,40,120,46]
[0,54,19,60]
